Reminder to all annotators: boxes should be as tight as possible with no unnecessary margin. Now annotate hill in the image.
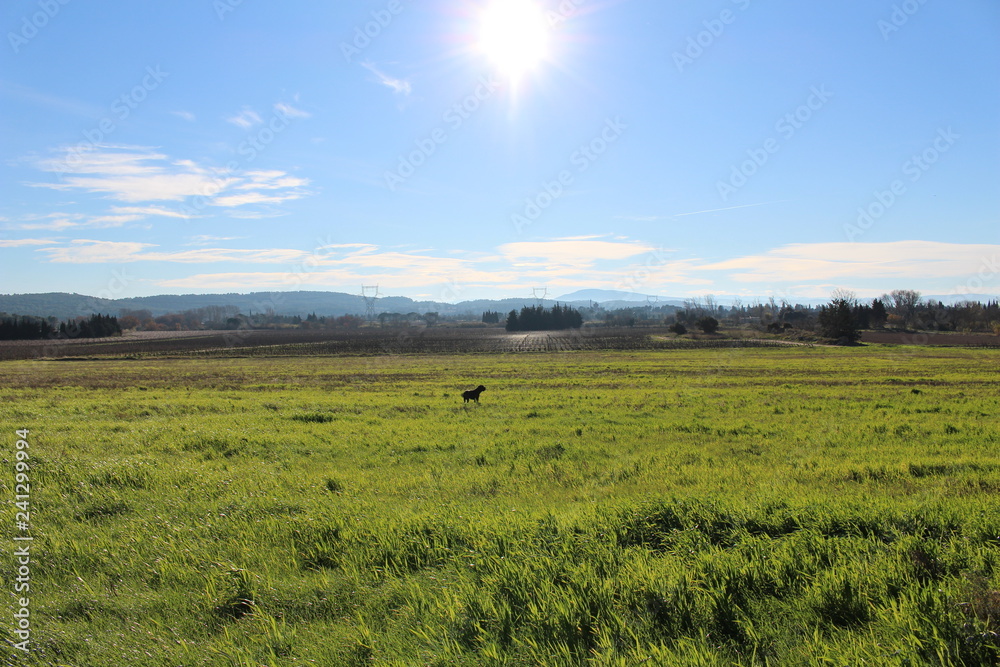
[0,291,612,321]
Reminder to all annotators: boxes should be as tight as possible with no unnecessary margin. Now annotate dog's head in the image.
[476,385,486,392]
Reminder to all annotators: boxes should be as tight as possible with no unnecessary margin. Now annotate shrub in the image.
[696,317,719,334]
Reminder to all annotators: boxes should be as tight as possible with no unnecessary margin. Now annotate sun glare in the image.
[478,0,550,80]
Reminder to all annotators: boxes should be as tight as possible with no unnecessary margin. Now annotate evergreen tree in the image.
[870,299,888,328]
[818,299,860,343]
[505,310,519,331]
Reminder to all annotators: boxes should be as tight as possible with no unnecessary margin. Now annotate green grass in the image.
[1,346,999,665]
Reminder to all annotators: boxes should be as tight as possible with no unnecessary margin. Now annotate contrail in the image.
[671,200,793,217]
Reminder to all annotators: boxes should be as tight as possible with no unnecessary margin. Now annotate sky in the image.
[1,0,998,304]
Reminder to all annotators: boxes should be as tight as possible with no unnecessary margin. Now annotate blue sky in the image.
[2,0,998,304]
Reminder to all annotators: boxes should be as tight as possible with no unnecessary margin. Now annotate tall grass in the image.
[0,347,997,664]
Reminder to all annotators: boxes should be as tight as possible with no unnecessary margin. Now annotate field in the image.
[0,326,794,361]
[1,344,999,665]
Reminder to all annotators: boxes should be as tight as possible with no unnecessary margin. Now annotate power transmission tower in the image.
[532,287,549,307]
[646,295,659,320]
[361,285,381,321]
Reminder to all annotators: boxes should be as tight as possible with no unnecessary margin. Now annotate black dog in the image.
[462,385,486,403]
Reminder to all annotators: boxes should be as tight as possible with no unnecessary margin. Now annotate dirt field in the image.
[3,326,996,361]
[861,330,1000,347]
[0,326,787,360]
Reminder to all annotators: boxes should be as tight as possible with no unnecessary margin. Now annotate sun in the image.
[477,0,550,80]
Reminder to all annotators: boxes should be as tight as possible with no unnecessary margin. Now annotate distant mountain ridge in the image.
[0,291,608,320]
[0,290,994,320]
[555,289,688,307]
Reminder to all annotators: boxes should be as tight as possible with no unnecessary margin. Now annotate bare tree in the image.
[884,289,921,316]
[704,294,717,316]
[831,288,858,307]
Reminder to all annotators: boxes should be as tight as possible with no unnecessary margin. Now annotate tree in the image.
[505,304,582,332]
[831,288,858,307]
[870,299,888,328]
[884,289,921,325]
[669,322,687,335]
[696,316,719,334]
[505,310,519,332]
[817,298,860,343]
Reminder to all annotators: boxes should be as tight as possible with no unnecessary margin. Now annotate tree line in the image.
[0,313,122,341]
[676,290,999,335]
[505,304,583,332]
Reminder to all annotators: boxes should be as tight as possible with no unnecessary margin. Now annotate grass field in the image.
[2,345,999,665]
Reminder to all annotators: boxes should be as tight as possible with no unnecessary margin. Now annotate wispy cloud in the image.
[210,191,306,208]
[0,238,55,248]
[226,106,263,129]
[671,200,792,217]
[8,205,195,231]
[234,170,309,191]
[697,241,1000,283]
[274,102,310,119]
[34,237,989,299]
[361,61,412,96]
[38,240,310,264]
[171,110,196,122]
[499,237,656,268]
[186,235,243,246]
[109,205,194,219]
[24,145,311,222]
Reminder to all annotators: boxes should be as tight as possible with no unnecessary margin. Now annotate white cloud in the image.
[274,102,311,119]
[24,145,310,220]
[158,272,319,290]
[498,237,656,268]
[235,171,310,190]
[211,191,307,207]
[37,237,991,301]
[28,146,234,203]
[8,205,195,231]
[144,241,687,295]
[699,241,1000,283]
[39,240,157,264]
[0,238,54,248]
[171,110,196,122]
[226,107,263,129]
[361,62,412,96]
[38,240,311,265]
[187,235,243,246]
[109,205,195,219]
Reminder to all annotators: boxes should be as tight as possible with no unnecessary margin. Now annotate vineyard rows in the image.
[0,327,792,360]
